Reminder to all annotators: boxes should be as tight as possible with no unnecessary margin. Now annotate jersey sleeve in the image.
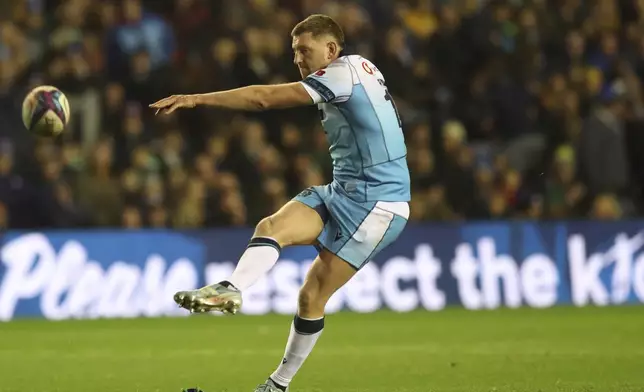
[300,61,353,104]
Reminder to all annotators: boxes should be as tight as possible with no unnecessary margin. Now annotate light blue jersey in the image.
[293,55,411,270]
[299,55,411,203]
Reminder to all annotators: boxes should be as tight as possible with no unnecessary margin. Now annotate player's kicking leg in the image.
[256,249,357,392]
[173,199,324,314]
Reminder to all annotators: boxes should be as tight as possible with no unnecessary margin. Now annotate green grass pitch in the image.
[1,306,643,392]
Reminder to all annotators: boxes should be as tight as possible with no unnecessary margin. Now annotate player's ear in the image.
[327,41,338,59]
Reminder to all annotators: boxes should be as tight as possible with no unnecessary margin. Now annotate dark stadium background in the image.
[1,1,644,392]
[1,0,644,229]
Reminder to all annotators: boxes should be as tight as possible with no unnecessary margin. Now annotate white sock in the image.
[270,315,324,388]
[226,236,281,291]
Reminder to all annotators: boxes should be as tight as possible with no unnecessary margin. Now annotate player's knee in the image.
[254,215,290,246]
[254,216,275,237]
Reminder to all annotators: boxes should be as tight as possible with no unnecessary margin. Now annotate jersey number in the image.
[378,79,403,128]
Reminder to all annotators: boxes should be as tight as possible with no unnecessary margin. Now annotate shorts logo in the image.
[299,187,314,197]
[334,230,343,242]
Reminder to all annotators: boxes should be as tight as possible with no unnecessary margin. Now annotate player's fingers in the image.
[164,102,181,115]
[149,96,175,108]
[150,101,171,109]
[153,101,174,115]
[149,99,165,108]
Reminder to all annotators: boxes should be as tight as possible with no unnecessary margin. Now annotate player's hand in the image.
[149,95,197,115]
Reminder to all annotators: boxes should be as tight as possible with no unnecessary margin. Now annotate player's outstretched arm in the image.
[149,83,313,114]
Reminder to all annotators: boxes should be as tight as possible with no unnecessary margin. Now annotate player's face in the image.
[292,33,335,79]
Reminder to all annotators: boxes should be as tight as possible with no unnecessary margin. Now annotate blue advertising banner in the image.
[0,231,205,321]
[0,221,643,320]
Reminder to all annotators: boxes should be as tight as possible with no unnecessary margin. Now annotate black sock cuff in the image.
[293,315,324,335]
[248,236,281,252]
[268,378,287,392]
[218,280,239,291]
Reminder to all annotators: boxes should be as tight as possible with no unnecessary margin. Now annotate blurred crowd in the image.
[0,0,644,229]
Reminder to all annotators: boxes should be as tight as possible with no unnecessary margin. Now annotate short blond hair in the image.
[291,14,344,48]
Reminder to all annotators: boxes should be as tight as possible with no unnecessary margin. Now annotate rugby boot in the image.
[173,283,242,315]
[253,379,289,392]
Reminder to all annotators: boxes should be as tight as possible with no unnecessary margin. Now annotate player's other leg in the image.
[173,197,324,314]
[258,249,357,392]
